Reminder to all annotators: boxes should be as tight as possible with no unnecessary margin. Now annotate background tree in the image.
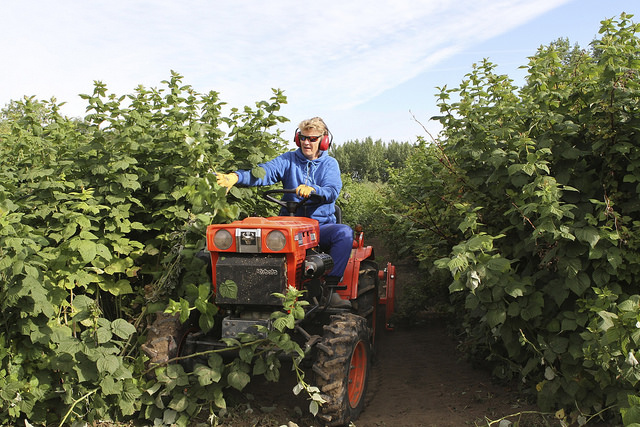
[330,137,414,182]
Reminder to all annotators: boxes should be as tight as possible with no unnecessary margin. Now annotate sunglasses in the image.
[299,134,323,142]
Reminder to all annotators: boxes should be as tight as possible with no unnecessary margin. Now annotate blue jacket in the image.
[235,149,342,224]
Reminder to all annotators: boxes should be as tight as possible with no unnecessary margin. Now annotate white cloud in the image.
[1,0,573,140]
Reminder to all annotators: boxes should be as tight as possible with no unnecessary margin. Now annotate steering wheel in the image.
[263,189,324,216]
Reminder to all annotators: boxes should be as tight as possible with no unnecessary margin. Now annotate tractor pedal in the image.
[305,335,322,348]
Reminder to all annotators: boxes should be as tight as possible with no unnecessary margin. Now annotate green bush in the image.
[338,176,388,233]
[390,13,640,423]
[0,72,309,426]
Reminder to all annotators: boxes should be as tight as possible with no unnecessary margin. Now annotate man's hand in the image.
[296,184,315,198]
[216,173,238,192]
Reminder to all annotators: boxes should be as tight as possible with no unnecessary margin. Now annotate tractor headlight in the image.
[265,230,286,251]
[213,229,233,250]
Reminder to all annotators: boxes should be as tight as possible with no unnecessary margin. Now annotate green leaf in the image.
[273,315,294,332]
[251,166,266,179]
[486,307,506,327]
[95,243,112,261]
[194,364,222,386]
[486,257,511,272]
[228,370,251,391]
[521,292,544,320]
[592,269,610,287]
[166,364,189,385]
[597,311,618,332]
[208,353,224,370]
[253,356,267,376]
[561,318,577,331]
[78,239,97,263]
[239,346,254,364]
[213,387,226,409]
[505,281,525,298]
[219,279,238,299]
[74,357,99,383]
[198,283,210,300]
[309,400,319,416]
[448,256,468,273]
[180,298,191,324]
[575,226,600,248]
[99,279,133,296]
[558,257,581,277]
[467,234,493,251]
[622,410,640,426]
[198,307,216,333]
[168,394,189,412]
[100,375,123,395]
[567,272,590,296]
[62,223,78,240]
[162,409,177,425]
[97,355,120,374]
[111,318,136,339]
[96,325,113,343]
[104,257,134,274]
[607,249,623,270]
[549,336,569,355]
[448,279,465,293]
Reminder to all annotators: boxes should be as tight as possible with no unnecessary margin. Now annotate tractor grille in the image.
[216,254,286,306]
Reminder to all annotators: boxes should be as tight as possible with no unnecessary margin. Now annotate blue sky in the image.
[1,1,636,146]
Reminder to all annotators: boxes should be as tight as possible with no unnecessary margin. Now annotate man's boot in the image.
[325,276,351,309]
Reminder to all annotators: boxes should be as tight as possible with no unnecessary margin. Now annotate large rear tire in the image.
[354,260,379,330]
[313,313,371,426]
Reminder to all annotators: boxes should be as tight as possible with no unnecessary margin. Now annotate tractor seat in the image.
[334,203,343,224]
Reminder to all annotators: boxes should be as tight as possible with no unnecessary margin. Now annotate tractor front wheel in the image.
[313,313,371,426]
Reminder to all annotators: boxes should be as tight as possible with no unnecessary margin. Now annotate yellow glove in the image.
[296,184,315,198]
[216,173,238,192]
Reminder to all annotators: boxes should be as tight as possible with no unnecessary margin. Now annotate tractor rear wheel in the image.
[313,313,371,426]
[354,260,379,330]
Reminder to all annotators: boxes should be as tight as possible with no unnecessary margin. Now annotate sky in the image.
[1,1,637,147]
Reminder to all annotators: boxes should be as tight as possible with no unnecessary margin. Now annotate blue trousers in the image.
[319,223,353,279]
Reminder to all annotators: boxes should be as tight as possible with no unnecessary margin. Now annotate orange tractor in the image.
[143,189,396,426]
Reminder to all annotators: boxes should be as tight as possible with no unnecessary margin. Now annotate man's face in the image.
[299,129,323,160]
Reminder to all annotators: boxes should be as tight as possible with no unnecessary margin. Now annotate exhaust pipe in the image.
[304,253,334,278]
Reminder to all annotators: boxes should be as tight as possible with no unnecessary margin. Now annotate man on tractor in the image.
[144,116,397,425]
[216,117,352,308]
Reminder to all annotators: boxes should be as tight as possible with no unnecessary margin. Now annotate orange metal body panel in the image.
[378,262,396,330]
[206,216,320,294]
[339,241,373,300]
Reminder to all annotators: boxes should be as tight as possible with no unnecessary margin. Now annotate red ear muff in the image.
[294,129,301,147]
[319,134,331,151]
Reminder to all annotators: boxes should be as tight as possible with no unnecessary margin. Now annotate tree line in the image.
[330,137,415,182]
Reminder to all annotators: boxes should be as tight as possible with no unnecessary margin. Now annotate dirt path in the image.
[350,259,541,427]
[356,319,534,427]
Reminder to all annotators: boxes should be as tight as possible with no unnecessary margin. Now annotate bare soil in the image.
[207,255,560,427]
